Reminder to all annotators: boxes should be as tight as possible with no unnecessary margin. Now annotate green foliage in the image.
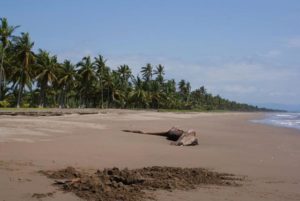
[22,103,30,108]
[0,100,10,107]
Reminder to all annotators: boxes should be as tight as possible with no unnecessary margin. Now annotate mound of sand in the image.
[41,166,242,201]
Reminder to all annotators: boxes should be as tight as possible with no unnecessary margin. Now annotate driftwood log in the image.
[122,127,198,146]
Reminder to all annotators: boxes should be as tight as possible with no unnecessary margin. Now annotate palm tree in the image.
[162,79,176,108]
[77,56,96,107]
[117,64,132,105]
[58,60,76,108]
[94,55,107,108]
[13,32,35,108]
[141,63,153,82]
[102,67,112,108]
[178,79,186,96]
[0,18,19,100]
[149,80,164,109]
[186,81,191,102]
[154,64,165,84]
[178,79,190,108]
[129,76,148,108]
[165,79,176,94]
[110,71,125,107]
[117,64,132,86]
[141,63,153,93]
[35,49,59,107]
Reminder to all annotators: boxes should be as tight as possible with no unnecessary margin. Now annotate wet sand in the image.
[0,109,300,200]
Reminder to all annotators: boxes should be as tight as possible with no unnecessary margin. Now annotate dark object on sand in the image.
[41,166,242,201]
[122,127,198,146]
[32,192,55,199]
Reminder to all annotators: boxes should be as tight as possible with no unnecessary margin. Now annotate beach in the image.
[1,110,300,200]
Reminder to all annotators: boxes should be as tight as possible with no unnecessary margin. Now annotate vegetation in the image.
[0,18,274,111]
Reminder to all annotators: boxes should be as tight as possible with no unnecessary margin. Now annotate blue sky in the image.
[1,0,300,109]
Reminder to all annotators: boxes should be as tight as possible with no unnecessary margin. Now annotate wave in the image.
[276,114,295,117]
[252,113,300,131]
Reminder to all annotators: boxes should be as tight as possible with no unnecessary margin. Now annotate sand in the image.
[40,166,240,201]
[0,109,300,200]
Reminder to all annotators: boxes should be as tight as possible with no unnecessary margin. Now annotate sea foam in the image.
[252,113,300,131]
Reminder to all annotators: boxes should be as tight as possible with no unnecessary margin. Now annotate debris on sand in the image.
[123,127,199,146]
[41,166,242,201]
[32,191,55,199]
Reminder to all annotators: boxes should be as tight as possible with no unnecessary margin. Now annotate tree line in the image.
[0,18,273,111]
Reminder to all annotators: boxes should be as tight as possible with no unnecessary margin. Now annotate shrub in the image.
[22,103,30,108]
[0,100,10,108]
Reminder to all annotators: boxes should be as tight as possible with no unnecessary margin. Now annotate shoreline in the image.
[1,110,300,200]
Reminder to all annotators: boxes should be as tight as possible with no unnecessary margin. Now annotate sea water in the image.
[253,113,300,130]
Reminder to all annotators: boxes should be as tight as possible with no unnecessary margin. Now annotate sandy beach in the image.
[1,110,300,200]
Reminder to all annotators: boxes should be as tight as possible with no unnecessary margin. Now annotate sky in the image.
[1,0,300,110]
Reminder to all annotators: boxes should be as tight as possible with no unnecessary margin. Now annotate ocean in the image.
[253,113,300,130]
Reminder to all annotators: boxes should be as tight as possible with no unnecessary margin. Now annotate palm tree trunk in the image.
[59,88,64,108]
[39,86,44,108]
[17,83,23,108]
[0,47,6,101]
[79,93,82,108]
[85,84,89,108]
[107,87,110,108]
[16,69,25,108]
[101,79,103,109]
[43,86,47,107]
[63,88,66,108]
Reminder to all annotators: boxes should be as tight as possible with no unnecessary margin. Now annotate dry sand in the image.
[0,109,300,200]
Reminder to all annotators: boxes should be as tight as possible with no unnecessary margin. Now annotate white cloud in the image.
[204,62,295,83]
[57,49,94,62]
[264,50,281,58]
[287,37,300,48]
[222,85,256,94]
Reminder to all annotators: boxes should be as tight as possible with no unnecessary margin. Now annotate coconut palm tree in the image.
[154,64,165,84]
[58,60,76,108]
[102,67,113,108]
[117,64,132,105]
[110,71,125,107]
[141,63,153,93]
[77,56,96,107]
[94,54,107,108]
[35,49,59,107]
[186,81,191,102]
[165,79,176,94]
[0,18,19,100]
[178,79,186,96]
[129,76,148,108]
[13,32,35,108]
[117,64,132,86]
[141,63,153,82]
[149,80,164,109]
